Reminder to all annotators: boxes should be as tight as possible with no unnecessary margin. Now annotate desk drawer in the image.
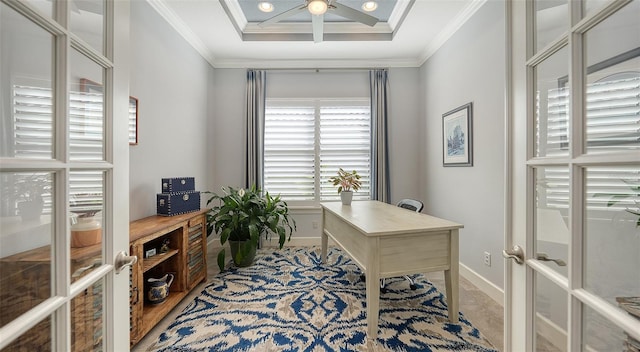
[379,231,450,275]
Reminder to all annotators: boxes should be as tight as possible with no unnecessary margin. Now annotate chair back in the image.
[396,198,424,213]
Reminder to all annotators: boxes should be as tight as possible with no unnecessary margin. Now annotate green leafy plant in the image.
[328,168,362,194]
[204,185,296,271]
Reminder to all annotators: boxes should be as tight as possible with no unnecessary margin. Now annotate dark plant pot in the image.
[18,200,43,221]
[229,240,257,267]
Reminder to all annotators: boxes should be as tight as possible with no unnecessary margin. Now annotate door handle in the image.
[535,253,566,266]
[115,251,137,274]
[502,245,524,264]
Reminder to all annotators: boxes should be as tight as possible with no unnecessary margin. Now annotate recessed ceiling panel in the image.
[239,0,397,23]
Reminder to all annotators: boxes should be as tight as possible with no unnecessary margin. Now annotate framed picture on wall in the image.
[442,102,473,167]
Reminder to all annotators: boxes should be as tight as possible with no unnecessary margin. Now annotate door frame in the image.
[0,0,130,350]
[505,0,640,350]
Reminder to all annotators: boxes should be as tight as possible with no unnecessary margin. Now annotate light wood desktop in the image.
[320,200,464,339]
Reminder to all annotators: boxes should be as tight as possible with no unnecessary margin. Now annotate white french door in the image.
[0,0,131,351]
[506,0,640,350]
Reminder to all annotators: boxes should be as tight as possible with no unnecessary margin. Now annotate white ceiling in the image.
[147,0,486,68]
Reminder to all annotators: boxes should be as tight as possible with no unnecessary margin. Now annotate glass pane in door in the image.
[0,315,52,352]
[69,170,104,280]
[583,0,609,17]
[71,279,103,351]
[69,50,105,161]
[584,0,640,154]
[70,0,104,54]
[584,166,640,305]
[535,0,568,52]
[23,0,53,19]
[535,272,568,352]
[0,2,54,159]
[0,171,54,327]
[582,305,628,351]
[535,166,569,276]
[535,46,570,157]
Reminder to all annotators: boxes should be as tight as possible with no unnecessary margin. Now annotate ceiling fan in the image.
[258,0,379,43]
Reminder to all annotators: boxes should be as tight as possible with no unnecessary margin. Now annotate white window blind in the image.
[543,76,640,155]
[11,85,104,214]
[264,99,371,202]
[539,76,640,212]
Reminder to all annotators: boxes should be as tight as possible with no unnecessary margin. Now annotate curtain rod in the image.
[250,68,388,73]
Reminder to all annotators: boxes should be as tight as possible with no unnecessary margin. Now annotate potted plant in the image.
[205,185,296,271]
[12,174,51,221]
[328,168,362,205]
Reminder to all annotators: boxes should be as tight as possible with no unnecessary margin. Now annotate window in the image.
[263,98,371,202]
[538,73,640,214]
[10,84,104,215]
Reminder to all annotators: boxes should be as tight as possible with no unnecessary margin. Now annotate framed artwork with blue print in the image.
[442,102,473,167]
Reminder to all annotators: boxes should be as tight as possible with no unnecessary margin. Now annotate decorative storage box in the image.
[157,191,200,216]
[161,177,195,193]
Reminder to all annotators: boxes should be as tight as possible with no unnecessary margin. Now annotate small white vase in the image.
[340,191,353,205]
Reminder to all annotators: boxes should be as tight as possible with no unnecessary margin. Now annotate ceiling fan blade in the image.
[312,14,324,43]
[330,2,378,27]
[258,5,307,27]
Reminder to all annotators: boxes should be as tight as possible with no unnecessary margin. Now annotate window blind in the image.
[264,99,371,202]
[319,104,371,201]
[539,76,639,213]
[12,85,104,215]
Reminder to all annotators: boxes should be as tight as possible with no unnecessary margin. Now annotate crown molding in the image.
[146,0,217,67]
[243,21,393,34]
[417,0,487,66]
[387,0,414,31]
[224,0,248,30]
[212,57,422,69]
[146,0,486,69]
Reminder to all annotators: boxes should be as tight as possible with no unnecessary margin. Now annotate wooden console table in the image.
[129,210,207,346]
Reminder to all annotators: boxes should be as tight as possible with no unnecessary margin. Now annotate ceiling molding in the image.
[220,0,411,42]
[243,22,393,34]
[212,58,423,69]
[224,0,248,30]
[417,0,487,66]
[147,0,218,67]
[387,0,414,31]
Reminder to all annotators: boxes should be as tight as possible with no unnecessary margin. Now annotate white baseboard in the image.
[207,236,324,256]
[536,313,567,351]
[459,262,504,307]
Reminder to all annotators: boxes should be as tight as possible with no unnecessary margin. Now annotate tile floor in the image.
[131,248,505,351]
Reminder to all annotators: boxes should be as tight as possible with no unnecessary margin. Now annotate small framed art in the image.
[442,102,473,167]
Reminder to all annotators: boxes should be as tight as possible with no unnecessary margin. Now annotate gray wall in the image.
[128,0,213,221]
[419,0,506,289]
[210,68,422,238]
[126,0,505,288]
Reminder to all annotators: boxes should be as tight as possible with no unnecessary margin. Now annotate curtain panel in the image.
[370,69,390,203]
[244,69,266,190]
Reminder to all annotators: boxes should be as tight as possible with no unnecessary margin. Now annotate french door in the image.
[0,0,131,351]
[506,0,640,350]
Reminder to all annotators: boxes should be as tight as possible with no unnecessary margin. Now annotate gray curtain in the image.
[370,69,390,203]
[244,69,266,189]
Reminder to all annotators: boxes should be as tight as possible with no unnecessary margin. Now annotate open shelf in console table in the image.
[129,209,208,347]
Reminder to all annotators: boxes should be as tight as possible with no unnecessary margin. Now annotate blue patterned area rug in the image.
[147,247,497,352]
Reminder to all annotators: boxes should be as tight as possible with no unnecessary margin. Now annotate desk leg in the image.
[444,229,459,323]
[365,243,380,340]
[321,230,328,264]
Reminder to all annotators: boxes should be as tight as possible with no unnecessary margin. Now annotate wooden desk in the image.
[320,200,463,339]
